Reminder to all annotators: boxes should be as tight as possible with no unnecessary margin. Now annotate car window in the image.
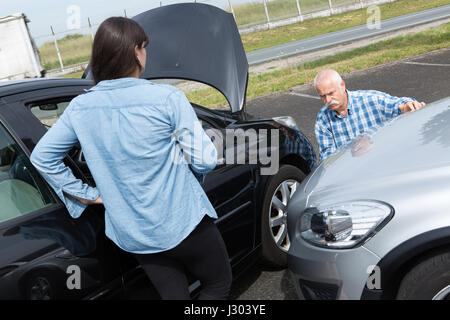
[30,101,70,128]
[0,123,56,223]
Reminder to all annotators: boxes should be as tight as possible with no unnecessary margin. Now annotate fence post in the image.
[263,0,270,25]
[88,17,94,41]
[328,0,334,15]
[296,0,303,22]
[50,26,64,72]
[228,0,236,21]
[124,9,127,18]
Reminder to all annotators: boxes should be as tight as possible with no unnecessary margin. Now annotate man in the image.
[314,69,425,160]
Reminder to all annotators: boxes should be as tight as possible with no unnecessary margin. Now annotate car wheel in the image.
[24,271,65,300]
[397,252,450,300]
[260,164,305,268]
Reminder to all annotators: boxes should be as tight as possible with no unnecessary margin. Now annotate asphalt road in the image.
[247,5,450,65]
[230,47,450,300]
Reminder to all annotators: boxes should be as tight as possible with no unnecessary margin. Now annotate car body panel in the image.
[288,242,379,299]
[303,97,450,195]
[287,97,450,300]
[0,78,315,299]
[0,94,123,298]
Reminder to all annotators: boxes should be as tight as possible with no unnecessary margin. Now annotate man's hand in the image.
[399,101,425,113]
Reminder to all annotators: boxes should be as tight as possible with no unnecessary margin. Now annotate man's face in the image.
[316,79,347,114]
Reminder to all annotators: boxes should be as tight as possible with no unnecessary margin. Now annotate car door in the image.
[0,90,123,300]
[198,115,257,264]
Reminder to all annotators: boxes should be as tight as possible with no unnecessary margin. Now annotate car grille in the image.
[298,279,339,300]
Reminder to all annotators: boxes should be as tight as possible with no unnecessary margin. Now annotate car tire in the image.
[396,251,450,300]
[23,270,65,300]
[260,164,305,268]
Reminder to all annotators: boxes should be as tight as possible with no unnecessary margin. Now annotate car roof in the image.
[0,78,93,97]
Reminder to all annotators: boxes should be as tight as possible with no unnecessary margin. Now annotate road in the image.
[247,4,450,65]
[230,47,450,300]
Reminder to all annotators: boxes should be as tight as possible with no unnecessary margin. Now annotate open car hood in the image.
[84,3,248,113]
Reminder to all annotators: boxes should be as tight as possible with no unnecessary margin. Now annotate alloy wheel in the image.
[268,179,298,252]
[432,285,450,300]
[29,276,52,300]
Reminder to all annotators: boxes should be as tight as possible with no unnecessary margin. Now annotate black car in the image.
[0,3,316,299]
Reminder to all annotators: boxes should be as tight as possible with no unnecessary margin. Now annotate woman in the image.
[30,17,232,300]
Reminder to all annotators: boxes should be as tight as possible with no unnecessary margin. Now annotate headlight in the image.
[272,116,299,131]
[297,200,394,249]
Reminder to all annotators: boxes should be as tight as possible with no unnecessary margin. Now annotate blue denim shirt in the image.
[30,78,218,254]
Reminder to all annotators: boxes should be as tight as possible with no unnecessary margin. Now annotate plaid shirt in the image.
[314,90,415,160]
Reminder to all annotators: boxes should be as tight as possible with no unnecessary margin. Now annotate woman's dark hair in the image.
[90,17,149,84]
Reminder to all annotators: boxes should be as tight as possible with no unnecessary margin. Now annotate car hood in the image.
[304,97,450,195]
[83,4,248,113]
[135,3,248,113]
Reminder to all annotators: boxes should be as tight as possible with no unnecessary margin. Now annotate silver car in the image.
[287,97,450,300]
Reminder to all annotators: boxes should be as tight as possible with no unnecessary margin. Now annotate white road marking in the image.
[402,62,450,67]
[289,92,321,100]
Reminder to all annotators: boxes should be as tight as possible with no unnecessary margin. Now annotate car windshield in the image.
[153,79,231,111]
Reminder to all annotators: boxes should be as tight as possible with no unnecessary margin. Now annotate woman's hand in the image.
[68,193,103,205]
[90,196,103,205]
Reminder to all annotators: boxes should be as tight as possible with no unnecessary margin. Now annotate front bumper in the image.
[288,240,381,300]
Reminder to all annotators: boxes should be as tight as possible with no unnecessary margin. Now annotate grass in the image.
[39,33,93,70]
[47,0,449,71]
[184,22,450,108]
[61,70,85,78]
[230,0,354,26]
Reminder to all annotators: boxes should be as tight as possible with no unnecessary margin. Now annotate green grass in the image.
[184,22,450,108]
[40,33,93,70]
[61,70,85,78]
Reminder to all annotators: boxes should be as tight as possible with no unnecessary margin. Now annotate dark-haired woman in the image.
[30,17,232,300]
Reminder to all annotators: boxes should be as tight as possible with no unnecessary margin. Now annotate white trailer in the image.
[0,13,44,81]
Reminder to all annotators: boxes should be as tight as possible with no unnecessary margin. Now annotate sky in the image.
[1,0,253,45]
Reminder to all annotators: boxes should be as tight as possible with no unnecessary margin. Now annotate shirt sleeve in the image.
[374,91,416,119]
[30,107,99,219]
[314,114,337,161]
[167,89,217,174]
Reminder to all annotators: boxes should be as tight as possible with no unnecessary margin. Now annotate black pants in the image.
[133,216,232,300]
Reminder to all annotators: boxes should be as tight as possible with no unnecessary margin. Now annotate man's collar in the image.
[332,89,353,118]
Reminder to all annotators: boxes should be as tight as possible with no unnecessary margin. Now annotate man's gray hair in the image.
[314,69,343,88]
